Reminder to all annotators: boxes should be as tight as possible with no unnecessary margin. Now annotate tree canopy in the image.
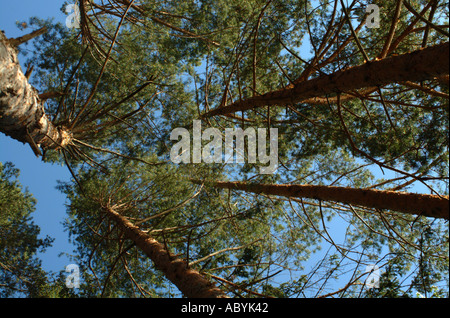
[0,0,448,298]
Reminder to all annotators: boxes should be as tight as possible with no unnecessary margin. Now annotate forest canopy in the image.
[0,0,448,298]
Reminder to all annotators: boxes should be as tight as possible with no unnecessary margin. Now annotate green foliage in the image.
[0,162,53,297]
[3,0,448,297]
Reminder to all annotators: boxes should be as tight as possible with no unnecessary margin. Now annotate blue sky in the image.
[0,0,73,274]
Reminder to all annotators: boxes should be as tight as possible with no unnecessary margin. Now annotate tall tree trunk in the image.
[192,180,449,220]
[103,204,229,298]
[0,30,71,156]
[202,42,449,117]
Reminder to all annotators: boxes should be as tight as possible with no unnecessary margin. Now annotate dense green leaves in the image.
[0,162,53,297]
[1,0,448,297]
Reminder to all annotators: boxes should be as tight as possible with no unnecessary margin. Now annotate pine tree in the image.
[0,162,53,297]
[0,0,448,297]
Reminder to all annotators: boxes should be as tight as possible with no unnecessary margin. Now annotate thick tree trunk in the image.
[103,204,229,298]
[193,180,449,220]
[0,30,71,156]
[202,42,449,117]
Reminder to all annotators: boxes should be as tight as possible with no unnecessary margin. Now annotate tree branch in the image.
[201,42,449,118]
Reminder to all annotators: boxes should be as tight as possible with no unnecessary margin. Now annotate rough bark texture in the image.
[103,205,229,298]
[195,180,449,220]
[202,42,449,117]
[0,31,70,156]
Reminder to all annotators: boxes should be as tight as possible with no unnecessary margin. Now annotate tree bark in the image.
[202,42,449,117]
[0,30,71,156]
[103,204,229,298]
[193,180,449,220]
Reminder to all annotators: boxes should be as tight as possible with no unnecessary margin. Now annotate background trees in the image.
[0,162,52,297]
[0,0,448,297]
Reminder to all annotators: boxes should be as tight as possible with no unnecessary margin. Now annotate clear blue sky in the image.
[0,0,74,274]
